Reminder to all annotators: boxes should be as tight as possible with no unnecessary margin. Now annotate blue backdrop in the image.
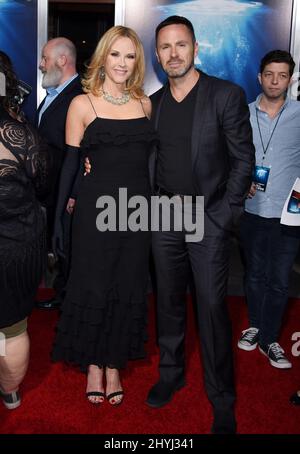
[0,0,37,121]
[123,0,294,102]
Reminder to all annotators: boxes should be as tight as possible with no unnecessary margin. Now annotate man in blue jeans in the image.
[238,50,300,369]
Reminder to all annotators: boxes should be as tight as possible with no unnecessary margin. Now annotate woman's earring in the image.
[99,66,105,81]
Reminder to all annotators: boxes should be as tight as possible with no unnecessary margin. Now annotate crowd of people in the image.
[0,15,299,432]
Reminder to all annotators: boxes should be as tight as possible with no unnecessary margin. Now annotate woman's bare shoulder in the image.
[140,95,151,106]
[70,93,92,109]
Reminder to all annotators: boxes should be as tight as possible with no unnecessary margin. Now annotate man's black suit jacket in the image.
[36,75,83,208]
[149,71,255,230]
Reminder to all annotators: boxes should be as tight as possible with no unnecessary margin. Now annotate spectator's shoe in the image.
[237,327,259,351]
[0,387,21,410]
[259,342,292,369]
[146,380,185,408]
[290,391,300,406]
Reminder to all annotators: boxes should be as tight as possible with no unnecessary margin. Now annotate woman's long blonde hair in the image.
[82,26,145,99]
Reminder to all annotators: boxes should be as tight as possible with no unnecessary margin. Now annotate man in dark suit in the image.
[146,16,255,434]
[36,37,83,309]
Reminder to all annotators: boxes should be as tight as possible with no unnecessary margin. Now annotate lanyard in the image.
[256,106,284,164]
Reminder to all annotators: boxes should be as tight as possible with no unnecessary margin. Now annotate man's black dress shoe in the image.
[211,407,237,434]
[36,296,62,310]
[290,391,300,405]
[146,380,185,408]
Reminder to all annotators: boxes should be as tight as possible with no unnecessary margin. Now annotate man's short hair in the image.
[155,15,196,44]
[260,50,295,77]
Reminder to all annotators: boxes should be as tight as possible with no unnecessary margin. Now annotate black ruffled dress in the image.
[52,117,156,370]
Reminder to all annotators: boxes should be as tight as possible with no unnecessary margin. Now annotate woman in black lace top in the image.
[0,51,49,409]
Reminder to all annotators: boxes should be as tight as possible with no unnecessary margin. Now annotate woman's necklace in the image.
[101,88,130,105]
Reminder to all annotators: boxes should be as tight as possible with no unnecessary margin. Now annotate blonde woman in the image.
[52,26,156,406]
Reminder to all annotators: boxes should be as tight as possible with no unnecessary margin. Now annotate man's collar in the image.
[46,87,58,97]
[255,93,290,112]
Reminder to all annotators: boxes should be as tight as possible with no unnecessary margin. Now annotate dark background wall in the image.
[48,1,115,75]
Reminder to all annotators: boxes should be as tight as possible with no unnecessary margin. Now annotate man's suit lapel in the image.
[191,71,211,170]
[154,84,168,130]
[148,85,169,191]
[37,96,46,115]
[39,76,80,126]
[40,86,67,122]
[35,97,46,127]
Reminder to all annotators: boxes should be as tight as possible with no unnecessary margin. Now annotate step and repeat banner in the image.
[115,0,299,102]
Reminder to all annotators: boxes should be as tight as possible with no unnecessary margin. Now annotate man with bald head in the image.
[36,37,83,309]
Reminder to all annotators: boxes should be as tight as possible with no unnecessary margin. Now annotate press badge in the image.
[253,165,270,192]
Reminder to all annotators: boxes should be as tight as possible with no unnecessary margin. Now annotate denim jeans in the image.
[240,212,300,345]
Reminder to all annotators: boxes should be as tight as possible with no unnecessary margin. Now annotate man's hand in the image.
[247,182,257,199]
[84,157,91,176]
[66,197,76,214]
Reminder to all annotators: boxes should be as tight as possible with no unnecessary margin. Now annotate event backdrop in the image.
[0,0,297,117]
[0,0,38,121]
[116,0,294,102]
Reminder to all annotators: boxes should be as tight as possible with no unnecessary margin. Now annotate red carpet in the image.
[0,291,299,434]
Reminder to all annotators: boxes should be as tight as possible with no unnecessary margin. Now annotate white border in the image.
[37,0,48,107]
[290,0,300,99]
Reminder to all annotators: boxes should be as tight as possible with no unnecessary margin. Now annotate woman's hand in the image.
[84,157,91,176]
[66,197,76,214]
